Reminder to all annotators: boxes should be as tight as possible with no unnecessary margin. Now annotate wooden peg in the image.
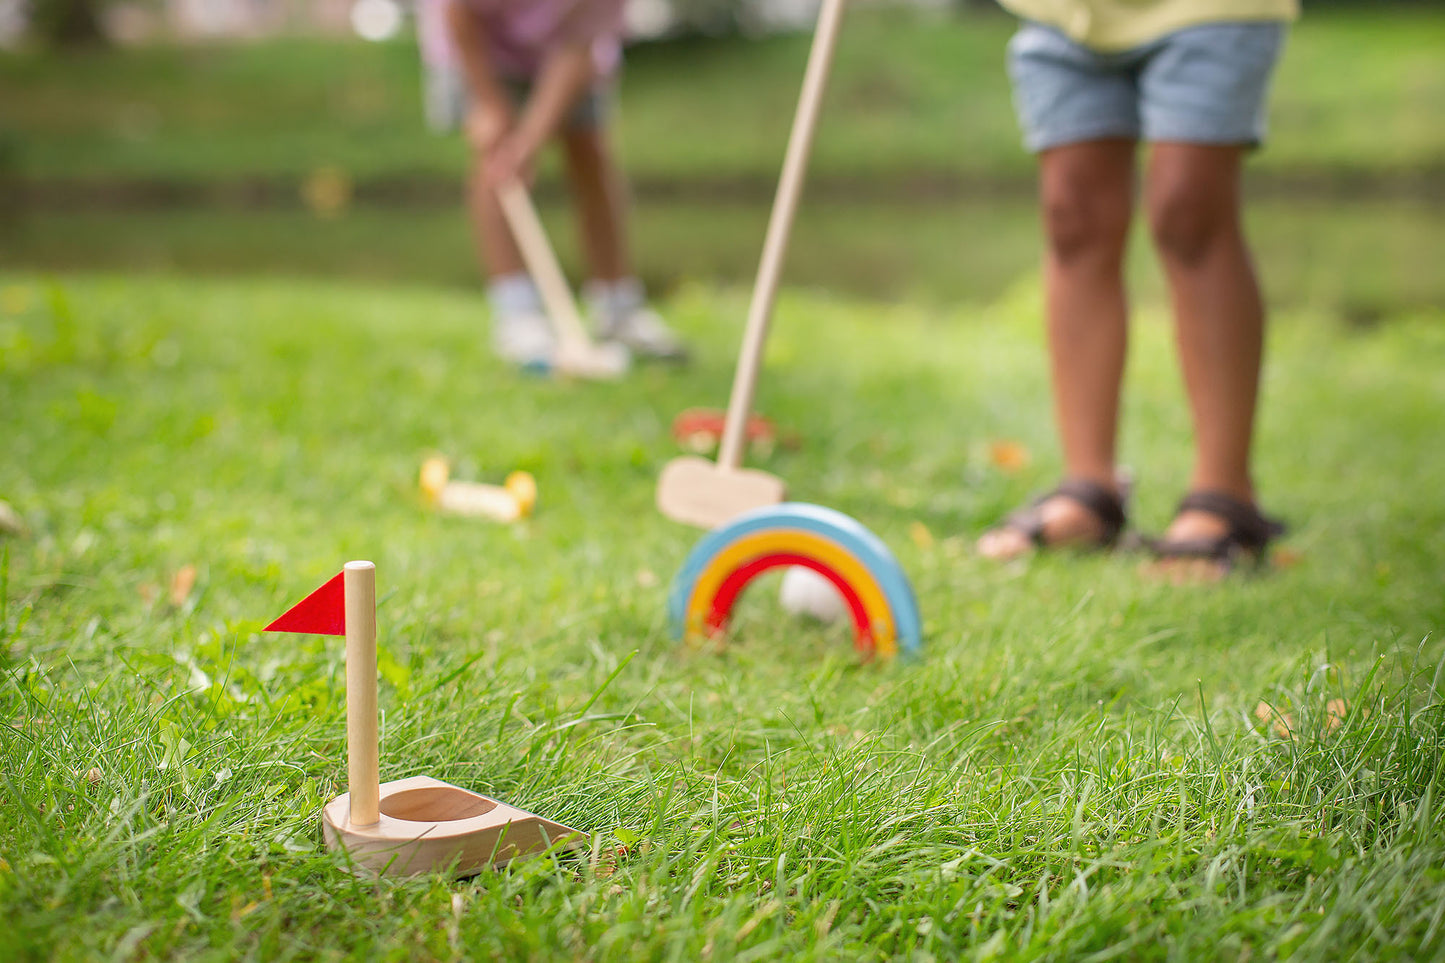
[344,560,380,826]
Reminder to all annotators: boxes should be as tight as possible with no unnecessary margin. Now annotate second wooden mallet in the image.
[655,0,846,529]
[497,179,632,381]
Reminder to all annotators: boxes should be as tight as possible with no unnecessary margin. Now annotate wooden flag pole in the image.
[264,560,586,876]
[343,560,380,827]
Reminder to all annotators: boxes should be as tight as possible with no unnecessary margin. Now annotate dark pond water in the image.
[4,193,1440,320]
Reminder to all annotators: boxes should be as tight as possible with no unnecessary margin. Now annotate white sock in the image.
[488,274,543,320]
[584,277,646,322]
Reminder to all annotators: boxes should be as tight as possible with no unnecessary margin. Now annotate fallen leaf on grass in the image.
[1255,701,1296,740]
[1256,699,1357,740]
[596,832,650,879]
[1273,547,1305,569]
[908,521,934,550]
[988,440,1031,474]
[170,565,198,606]
[1326,698,1357,733]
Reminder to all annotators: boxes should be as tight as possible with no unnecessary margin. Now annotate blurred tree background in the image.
[27,0,110,46]
[1,0,1441,316]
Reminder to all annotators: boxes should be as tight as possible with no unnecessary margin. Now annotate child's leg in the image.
[562,116,688,360]
[980,25,1145,558]
[466,159,526,280]
[978,139,1134,559]
[1041,139,1135,491]
[1145,142,1263,535]
[559,124,631,282]
[465,156,557,365]
[1132,23,1285,568]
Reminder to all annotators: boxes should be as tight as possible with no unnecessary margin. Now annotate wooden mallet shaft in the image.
[495,179,631,379]
[344,560,380,826]
[496,179,595,354]
[717,0,845,471]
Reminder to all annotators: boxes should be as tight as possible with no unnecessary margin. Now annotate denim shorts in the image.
[1006,22,1287,153]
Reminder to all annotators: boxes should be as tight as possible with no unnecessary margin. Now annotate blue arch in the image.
[668,503,922,655]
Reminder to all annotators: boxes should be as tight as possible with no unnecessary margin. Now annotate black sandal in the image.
[996,478,1129,551]
[1148,490,1286,569]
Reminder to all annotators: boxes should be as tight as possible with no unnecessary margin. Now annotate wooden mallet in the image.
[656,0,846,529]
[496,179,631,381]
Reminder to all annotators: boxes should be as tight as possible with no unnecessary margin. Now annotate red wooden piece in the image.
[705,551,875,655]
[672,408,776,449]
[266,571,346,636]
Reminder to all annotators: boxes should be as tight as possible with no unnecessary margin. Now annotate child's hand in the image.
[483,133,537,188]
[465,102,512,155]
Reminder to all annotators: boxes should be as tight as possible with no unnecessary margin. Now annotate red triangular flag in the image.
[265,571,346,636]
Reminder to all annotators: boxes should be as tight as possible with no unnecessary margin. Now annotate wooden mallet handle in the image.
[496,179,595,353]
[717,0,846,471]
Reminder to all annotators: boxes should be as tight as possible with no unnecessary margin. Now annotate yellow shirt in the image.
[995,0,1299,51]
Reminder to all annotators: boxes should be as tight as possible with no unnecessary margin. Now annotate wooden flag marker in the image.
[266,561,584,876]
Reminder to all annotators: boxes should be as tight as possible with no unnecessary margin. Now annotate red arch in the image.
[705,552,876,656]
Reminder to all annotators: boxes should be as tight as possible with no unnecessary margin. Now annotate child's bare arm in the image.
[445,0,513,151]
[506,43,594,167]
[520,0,626,146]
[474,1,620,185]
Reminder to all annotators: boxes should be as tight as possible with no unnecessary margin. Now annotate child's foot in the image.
[976,479,1127,561]
[585,278,689,362]
[1144,490,1285,583]
[597,305,689,362]
[492,311,557,370]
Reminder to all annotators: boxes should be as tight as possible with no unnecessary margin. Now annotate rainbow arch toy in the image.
[668,503,922,658]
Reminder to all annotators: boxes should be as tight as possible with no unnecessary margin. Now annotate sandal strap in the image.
[1006,478,1127,547]
[1175,490,1285,553]
[1055,479,1127,535]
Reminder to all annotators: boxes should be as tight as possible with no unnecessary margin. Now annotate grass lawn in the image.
[2,270,1444,959]
[3,8,1443,185]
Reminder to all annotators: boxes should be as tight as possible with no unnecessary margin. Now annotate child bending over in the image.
[419,0,687,367]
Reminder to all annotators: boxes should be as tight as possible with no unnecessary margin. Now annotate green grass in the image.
[2,270,1444,959]
[3,7,1443,184]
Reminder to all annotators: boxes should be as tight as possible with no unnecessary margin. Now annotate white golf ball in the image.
[779,566,846,623]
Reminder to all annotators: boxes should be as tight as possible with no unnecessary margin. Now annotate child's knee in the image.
[1041,189,1130,264]
[1146,188,1233,266]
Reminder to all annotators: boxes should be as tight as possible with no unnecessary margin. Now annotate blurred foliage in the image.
[665,0,752,35]
[28,0,111,47]
[661,0,1445,36]
[659,0,986,36]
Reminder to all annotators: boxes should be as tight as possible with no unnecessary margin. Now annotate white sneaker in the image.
[492,311,557,370]
[595,305,689,362]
